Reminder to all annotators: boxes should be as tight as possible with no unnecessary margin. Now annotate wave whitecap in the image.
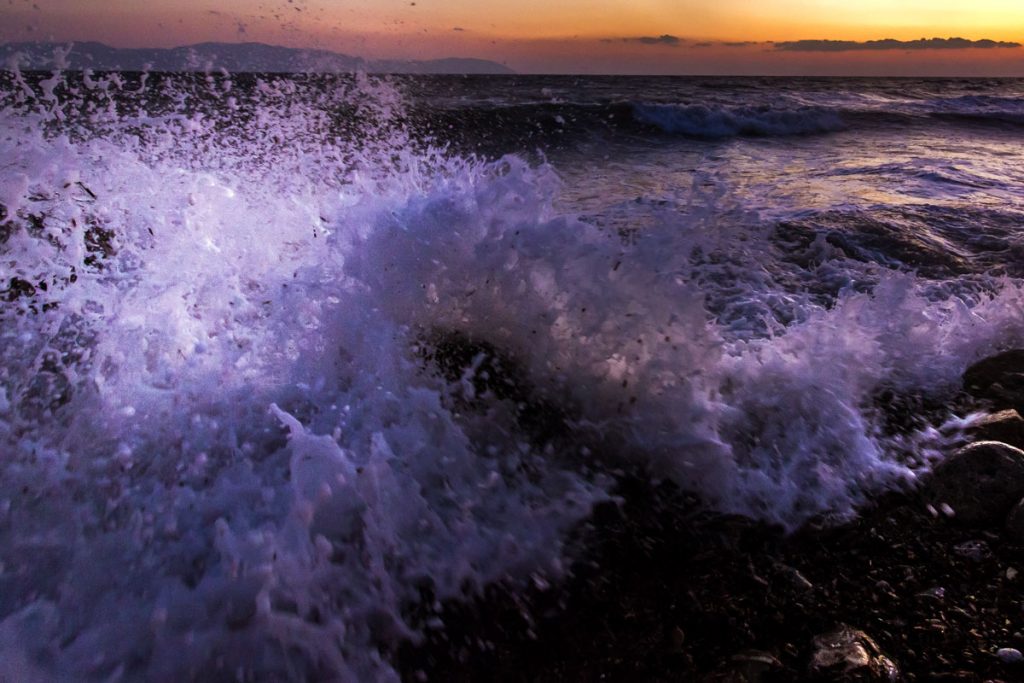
[631,102,847,138]
[923,94,1024,126]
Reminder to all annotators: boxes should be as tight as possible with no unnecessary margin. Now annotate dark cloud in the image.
[637,34,681,46]
[684,40,771,49]
[603,34,681,47]
[775,37,1021,52]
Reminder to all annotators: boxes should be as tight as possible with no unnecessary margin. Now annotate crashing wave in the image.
[3,68,1024,680]
[631,102,847,138]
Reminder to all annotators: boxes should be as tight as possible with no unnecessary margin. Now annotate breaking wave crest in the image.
[631,102,847,137]
[2,69,1024,679]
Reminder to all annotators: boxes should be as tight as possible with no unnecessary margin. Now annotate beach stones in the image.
[928,442,1024,524]
[963,350,1024,411]
[808,626,900,681]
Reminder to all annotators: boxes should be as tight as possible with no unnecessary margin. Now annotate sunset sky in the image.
[2,0,1024,75]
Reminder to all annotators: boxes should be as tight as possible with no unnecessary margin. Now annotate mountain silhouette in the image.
[0,41,515,74]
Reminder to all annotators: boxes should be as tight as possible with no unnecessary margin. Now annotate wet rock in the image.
[967,410,1024,450]
[771,561,814,592]
[1005,499,1024,543]
[953,539,992,563]
[915,586,946,602]
[704,650,782,683]
[928,442,1024,524]
[964,350,1024,411]
[808,626,900,681]
[997,647,1023,664]
[929,673,981,682]
[668,626,686,651]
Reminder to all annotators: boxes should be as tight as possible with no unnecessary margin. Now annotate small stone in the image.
[997,647,1023,664]
[953,539,992,563]
[772,561,814,592]
[808,625,900,681]
[1008,567,1019,580]
[928,442,1024,524]
[916,586,946,602]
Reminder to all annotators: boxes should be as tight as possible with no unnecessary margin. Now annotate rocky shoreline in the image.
[398,349,1024,682]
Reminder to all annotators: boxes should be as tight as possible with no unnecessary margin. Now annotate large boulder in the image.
[966,409,1024,451]
[928,442,1024,524]
[963,350,1024,411]
[808,626,900,681]
[1005,498,1024,544]
[703,650,782,682]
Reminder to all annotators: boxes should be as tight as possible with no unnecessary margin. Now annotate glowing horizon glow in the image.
[1,0,1023,75]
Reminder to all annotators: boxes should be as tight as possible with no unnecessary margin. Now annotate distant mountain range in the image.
[0,41,515,75]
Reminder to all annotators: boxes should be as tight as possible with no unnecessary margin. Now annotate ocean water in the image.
[2,70,1024,680]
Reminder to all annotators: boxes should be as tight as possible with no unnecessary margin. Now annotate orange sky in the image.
[2,0,1024,75]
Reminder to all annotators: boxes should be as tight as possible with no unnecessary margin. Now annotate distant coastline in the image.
[0,40,516,75]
